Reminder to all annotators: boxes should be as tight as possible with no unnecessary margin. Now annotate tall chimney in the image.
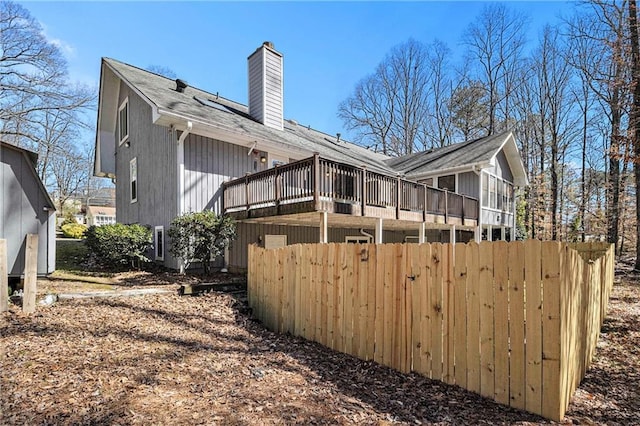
[248,41,284,130]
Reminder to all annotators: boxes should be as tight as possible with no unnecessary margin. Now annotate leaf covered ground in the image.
[1,271,638,425]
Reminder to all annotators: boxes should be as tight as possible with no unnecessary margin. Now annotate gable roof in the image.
[87,205,115,217]
[386,131,528,186]
[1,141,56,210]
[100,58,395,175]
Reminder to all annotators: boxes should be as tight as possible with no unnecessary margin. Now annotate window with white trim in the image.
[155,226,164,261]
[130,157,137,203]
[118,98,129,145]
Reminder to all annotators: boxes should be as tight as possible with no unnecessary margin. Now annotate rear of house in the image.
[94,42,527,272]
[1,141,56,277]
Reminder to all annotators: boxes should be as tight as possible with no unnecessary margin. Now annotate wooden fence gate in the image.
[247,241,614,421]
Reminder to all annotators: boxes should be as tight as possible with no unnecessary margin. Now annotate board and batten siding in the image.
[0,145,55,276]
[114,82,179,268]
[229,223,455,270]
[183,134,259,214]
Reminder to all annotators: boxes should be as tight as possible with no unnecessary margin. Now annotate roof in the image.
[87,205,115,216]
[386,132,528,186]
[1,141,56,210]
[101,58,395,175]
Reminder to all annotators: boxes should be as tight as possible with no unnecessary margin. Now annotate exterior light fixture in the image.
[260,156,267,163]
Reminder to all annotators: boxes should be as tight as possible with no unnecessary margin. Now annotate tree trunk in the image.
[629,0,640,268]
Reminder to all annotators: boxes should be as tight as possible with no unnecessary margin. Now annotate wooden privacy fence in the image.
[247,241,614,421]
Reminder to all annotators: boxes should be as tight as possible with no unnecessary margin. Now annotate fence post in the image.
[23,234,38,314]
[0,239,7,312]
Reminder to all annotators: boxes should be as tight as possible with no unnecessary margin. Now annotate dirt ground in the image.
[1,270,638,425]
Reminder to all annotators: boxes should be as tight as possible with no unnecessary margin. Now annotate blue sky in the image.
[21,1,575,142]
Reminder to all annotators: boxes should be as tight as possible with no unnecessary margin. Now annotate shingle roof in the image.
[386,132,512,177]
[103,58,395,175]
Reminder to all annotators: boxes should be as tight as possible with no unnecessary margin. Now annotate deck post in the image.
[450,225,456,245]
[396,176,401,219]
[245,173,250,212]
[313,153,320,211]
[361,167,367,216]
[274,165,281,214]
[319,211,328,243]
[418,222,426,244]
[375,218,383,244]
[444,190,449,224]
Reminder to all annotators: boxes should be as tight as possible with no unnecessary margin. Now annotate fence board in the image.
[453,243,467,387]
[541,241,562,421]
[493,241,509,405]
[356,244,368,360]
[22,233,37,314]
[466,242,481,393]
[374,244,385,364]
[294,245,303,337]
[301,245,312,340]
[344,243,356,356]
[431,243,444,380]
[366,244,377,361]
[443,243,455,384]
[508,241,526,410]
[382,244,395,367]
[326,244,336,349]
[524,239,542,414]
[419,243,432,376]
[335,244,346,353]
[479,241,495,398]
[411,243,423,373]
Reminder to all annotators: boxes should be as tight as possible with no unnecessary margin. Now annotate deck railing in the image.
[222,155,479,223]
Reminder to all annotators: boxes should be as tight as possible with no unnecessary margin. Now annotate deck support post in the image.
[475,226,482,243]
[487,225,493,241]
[418,222,426,244]
[450,225,456,245]
[375,218,383,244]
[501,226,506,241]
[319,211,328,243]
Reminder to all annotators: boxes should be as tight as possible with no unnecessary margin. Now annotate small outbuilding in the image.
[1,141,56,277]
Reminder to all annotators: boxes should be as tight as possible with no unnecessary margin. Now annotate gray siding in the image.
[489,150,514,183]
[1,146,55,276]
[229,223,433,270]
[458,171,479,198]
[114,82,179,268]
[183,134,258,214]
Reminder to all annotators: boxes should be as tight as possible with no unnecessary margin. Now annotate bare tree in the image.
[0,1,96,203]
[628,0,640,267]
[462,3,529,134]
[448,80,489,141]
[339,39,430,156]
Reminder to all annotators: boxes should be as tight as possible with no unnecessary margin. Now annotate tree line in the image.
[339,1,640,266]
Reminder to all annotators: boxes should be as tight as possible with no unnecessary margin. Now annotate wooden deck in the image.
[222,155,478,227]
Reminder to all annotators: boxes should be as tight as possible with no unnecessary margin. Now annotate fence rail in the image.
[247,241,614,422]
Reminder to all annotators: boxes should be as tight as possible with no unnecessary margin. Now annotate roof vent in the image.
[175,79,188,93]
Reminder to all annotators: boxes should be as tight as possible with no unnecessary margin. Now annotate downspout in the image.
[176,121,192,273]
[360,228,374,243]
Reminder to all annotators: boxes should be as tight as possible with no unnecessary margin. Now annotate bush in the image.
[168,211,236,274]
[61,211,79,227]
[85,223,153,268]
[61,223,87,239]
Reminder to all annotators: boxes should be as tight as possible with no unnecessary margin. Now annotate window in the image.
[419,178,434,187]
[438,174,455,191]
[497,179,504,210]
[118,98,129,145]
[482,173,489,207]
[155,226,164,261]
[130,157,137,203]
[489,176,496,209]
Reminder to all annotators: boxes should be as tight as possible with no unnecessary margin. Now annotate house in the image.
[94,42,527,271]
[1,141,56,277]
[85,205,116,227]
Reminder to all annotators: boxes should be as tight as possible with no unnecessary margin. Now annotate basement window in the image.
[118,98,129,145]
[155,226,164,261]
[345,236,371,244]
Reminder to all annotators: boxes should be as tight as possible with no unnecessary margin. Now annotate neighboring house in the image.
[1,141,56,277]
[85,205,116,227]
[94,42,527,271]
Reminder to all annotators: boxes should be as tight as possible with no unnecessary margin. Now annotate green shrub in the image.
[85,223,153,268]
[61,211,79,227]
[168,211,236,274]
[61,223,87,239]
